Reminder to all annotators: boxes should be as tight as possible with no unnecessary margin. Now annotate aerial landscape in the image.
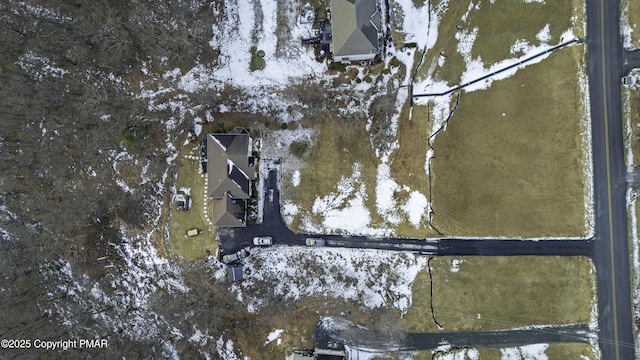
[0,0,639,359]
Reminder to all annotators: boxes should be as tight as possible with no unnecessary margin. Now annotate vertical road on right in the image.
[586,0,635,358]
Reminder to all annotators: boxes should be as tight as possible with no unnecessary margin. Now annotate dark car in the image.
[175,193,192,211]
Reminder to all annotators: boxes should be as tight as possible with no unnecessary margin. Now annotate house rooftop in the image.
[206,128,256,227]
[211,193,246,227]
[207,129,255,200]
[227,264,244,282]
[330,0,381,62]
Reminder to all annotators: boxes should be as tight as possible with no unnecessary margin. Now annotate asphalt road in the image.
[219,170,592,258]
[586,0,635,358]
[313,317,592,354]
[217,0,638,355]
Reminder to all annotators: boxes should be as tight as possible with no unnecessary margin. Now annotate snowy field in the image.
[234,247,427,314]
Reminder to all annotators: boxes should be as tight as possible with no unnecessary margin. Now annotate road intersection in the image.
[218,0,638,356]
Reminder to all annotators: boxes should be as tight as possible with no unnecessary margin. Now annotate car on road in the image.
[222,247,251,264]
[305,237,325,246]
[253,236,273,245]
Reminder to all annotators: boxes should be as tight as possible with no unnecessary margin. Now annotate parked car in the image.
[253,236,273,246]
[222,253,239,264]
[175,192,192,211]
[305,237,325,246]
[237,247,250,259]
[222,247,250,264]
[186,228,201,237]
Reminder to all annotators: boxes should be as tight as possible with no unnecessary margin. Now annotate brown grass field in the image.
[430,47,589,237]
[404,256,595,332]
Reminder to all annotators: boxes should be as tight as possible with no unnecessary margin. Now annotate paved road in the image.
[403,325,592,352]
[219,170,591,258]
[586,0,635,358]
[623,49,640,75]
[313,317,592,354]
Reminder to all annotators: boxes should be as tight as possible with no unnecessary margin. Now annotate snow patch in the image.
[500,343,548,359]
[264,329,284,345]
[238,248,427,313]
[291,170,301,187]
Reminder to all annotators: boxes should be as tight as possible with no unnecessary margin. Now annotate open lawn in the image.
[389,103,441,237]
[468,0,578,66]
[414,0,583,87]
[411,343,597,359]
[285,113,441,236]
[625,0,640,49]
[404,256,595,332]
[287,117,380,231]
[168,154,217,260]
[430,47,590,237]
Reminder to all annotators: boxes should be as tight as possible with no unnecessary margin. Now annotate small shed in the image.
[227,265,244,282]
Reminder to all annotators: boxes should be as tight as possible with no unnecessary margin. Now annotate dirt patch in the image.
[232,296,398,360]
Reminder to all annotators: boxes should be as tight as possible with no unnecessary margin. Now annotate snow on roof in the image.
[212,135,227,152]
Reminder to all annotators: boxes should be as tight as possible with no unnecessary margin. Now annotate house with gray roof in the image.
[329,0,382,63]
[206,128,256,227]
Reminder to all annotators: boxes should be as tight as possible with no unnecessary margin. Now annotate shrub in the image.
[289,141,309,158]
[249,46,266,71]
[122,126,148,154]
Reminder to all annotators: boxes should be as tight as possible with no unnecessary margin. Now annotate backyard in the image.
[168,151,217,260]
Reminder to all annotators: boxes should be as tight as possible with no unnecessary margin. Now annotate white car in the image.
[253,236,273,246]
[305,237,325,246]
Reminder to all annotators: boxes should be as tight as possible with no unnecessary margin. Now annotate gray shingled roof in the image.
[206,129,255,227]
[207,132,255,200]
[211,194,246,227]
[330,0,381,58]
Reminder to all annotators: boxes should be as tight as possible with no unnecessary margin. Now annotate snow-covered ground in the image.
[234,247,427,314]
[428,343,596,360]
[40,231,189,342]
